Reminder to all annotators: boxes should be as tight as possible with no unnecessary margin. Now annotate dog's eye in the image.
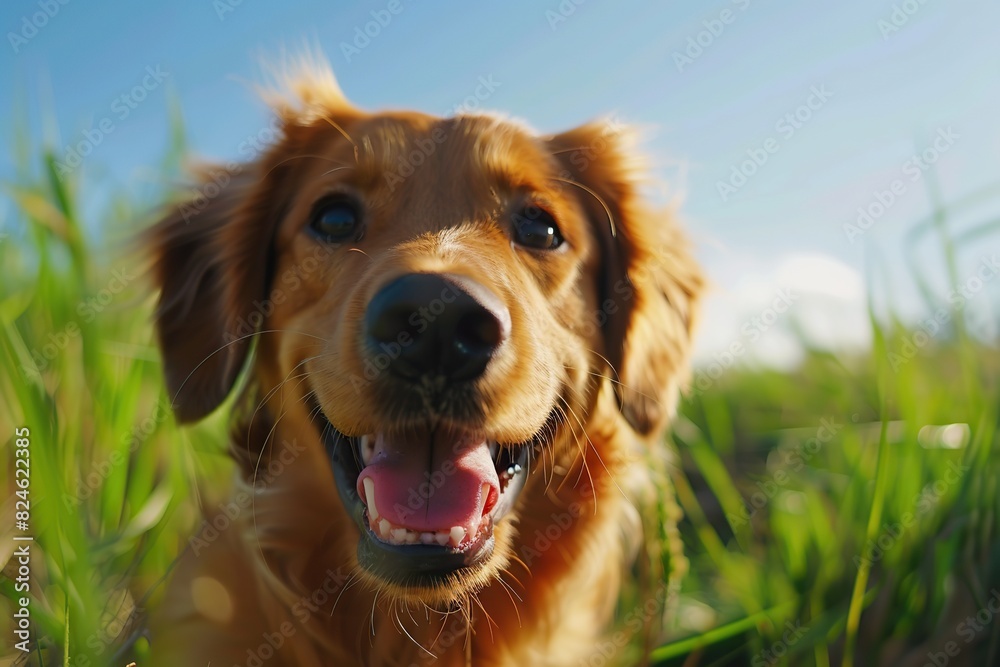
[309,197,361,242]
[512,207,563,250]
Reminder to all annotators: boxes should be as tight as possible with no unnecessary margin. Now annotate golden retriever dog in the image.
[145,58,702,666]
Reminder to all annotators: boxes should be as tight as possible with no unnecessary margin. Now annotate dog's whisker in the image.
[245,375,323,578]
[566,360,670,412]
[427,604,454,650]
[575,348,623,387]
[331,570,362,616]
[499,568,525,600]
[247,362,321,563]
[558,369,658,511]
[319,165,355,178]
[495,571,524,627]
[167,328,330,412]
[248,406,289,576]
[542,403,570,493]
[316,111,359,160]
[397,604,437,658]
[554,395,597,503]
[370,585,383,638]
[248,355,322,449]
[402,599,420,629]
[260,152,354,180]
[551,175,618,237]
[471,593,497,644]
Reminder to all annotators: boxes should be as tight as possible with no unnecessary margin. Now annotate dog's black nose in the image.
[365,273,510,382]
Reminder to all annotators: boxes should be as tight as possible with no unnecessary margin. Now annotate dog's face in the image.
[148,70,701,606]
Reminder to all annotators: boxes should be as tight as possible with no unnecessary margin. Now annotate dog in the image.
[145,58,702,666]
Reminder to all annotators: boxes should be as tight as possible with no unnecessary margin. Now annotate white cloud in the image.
[693,252,870,371]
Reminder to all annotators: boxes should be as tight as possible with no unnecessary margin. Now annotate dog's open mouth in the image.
[313,403,532,585]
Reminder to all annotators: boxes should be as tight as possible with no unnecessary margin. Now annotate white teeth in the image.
[369,516,471,548]
[367,511,477,548]
[477,483,491,517]
[360,434,375,466]
[361,477,379,521]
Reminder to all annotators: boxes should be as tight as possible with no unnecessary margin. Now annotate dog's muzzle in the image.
[317,273,534,585]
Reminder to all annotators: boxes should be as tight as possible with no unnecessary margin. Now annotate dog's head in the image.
[147,63,701,604]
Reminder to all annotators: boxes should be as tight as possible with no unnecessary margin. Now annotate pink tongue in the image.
[356,430,499,533]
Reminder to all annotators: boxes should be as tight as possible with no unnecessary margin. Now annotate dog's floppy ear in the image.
[146,162,283,423]
[548,121,703,435]
[147,62,360,423]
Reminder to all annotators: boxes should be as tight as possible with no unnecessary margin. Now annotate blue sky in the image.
[2,0,998,366]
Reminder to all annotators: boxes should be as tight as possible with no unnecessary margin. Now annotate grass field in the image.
[1,122,998,666]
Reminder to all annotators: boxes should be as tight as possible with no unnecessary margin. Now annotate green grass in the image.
[1,114,998,666]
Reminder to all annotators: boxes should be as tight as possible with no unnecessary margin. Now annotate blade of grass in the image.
[651,601,796,662]
[843,251,896,667]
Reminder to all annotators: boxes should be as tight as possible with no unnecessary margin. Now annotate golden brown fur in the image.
[146,59,702,666]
